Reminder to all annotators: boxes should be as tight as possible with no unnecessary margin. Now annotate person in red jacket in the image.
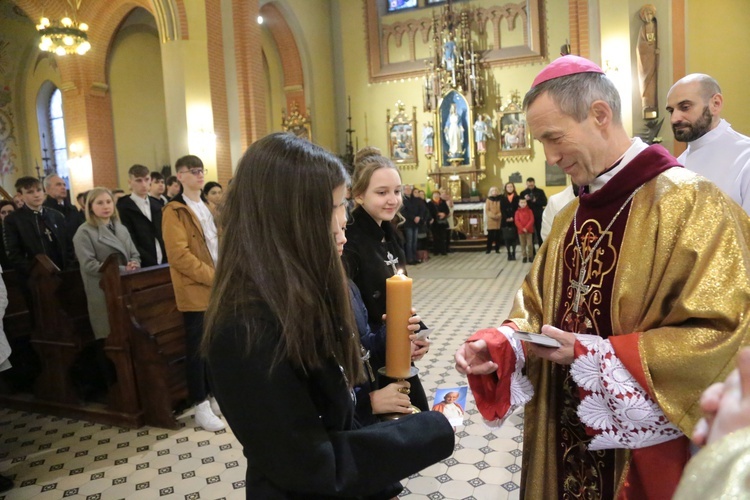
[514,198,535,262]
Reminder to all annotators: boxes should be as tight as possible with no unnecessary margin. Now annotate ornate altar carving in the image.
[386,101,418,168]
[423,0,493,201]
[365,0,546,83]
[281,102,312,140]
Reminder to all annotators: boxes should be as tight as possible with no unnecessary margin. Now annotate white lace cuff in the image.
[499,326,534,410]
[570,335,683,451]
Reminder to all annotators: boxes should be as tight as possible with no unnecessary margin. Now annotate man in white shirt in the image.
[149,171,169,206]
[540,182,578,241]
[667,74,750,214]
[116,164,166,267]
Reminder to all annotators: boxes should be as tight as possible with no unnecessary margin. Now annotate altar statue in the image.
[422,122,434,156]
[474,116,487,153]
[637,4,659,119]
[443,37,457,72]
[444,104,464,157]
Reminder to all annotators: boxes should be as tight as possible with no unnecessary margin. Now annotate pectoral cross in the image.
[384,252,399,274]
[44,227,53,242]
[570,267,590,313]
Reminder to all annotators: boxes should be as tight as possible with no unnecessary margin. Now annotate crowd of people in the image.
[0,55,748,498]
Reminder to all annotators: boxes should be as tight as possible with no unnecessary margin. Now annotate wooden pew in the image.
[0,255,144,428]
[28,255,90,404]
[100,256,187,429]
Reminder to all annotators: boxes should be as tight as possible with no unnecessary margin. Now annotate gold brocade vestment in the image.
[508,164,750,498]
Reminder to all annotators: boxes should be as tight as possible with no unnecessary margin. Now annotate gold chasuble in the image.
[507,145,750,499]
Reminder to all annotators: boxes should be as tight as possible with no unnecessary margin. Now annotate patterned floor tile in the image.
[0,252,529,499]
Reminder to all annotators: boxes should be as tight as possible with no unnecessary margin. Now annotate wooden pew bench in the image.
[0,256,144,428]
[101,256,188,429]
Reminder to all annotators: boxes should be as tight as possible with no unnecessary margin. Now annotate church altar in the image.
[451,202,486,239]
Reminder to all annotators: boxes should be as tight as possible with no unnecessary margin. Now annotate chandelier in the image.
[36,1,91,56]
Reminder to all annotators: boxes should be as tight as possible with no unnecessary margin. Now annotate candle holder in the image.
[377,366,421,421]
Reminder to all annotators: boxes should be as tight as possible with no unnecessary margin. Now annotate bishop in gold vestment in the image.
[455,56,750,499]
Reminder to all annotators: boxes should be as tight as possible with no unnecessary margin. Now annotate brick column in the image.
[232,0,266,150]
[204,0,233,185]
[568,0,590,58]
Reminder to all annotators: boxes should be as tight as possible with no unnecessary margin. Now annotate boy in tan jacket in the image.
[162,155,224,431]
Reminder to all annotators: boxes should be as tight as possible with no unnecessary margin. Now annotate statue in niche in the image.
[637,4,659,119]
[444,103,464,157]
[422,122,434,157]
[473,116,487,153]
[443,36,457,72]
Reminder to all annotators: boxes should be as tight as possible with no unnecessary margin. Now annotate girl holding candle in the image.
[203,133,453,499]
[343,150,431,411]
[334,207,422,423]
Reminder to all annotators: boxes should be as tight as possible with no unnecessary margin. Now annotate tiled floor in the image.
[0,250,531,499]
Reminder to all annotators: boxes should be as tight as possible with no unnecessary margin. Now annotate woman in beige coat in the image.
[485,186,502,253]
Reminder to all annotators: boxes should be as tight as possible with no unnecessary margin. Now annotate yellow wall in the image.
[2,1,50,192]
[109,22,170,189]
[337,0,571,198]
[275,0,338,151]
[261,26,285,135]
[686,0,750,135]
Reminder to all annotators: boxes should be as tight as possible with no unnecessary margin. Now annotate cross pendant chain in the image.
[570,267,591,313]
[571,183,645,314]
[44,228,53,242]
[384,252,399,274]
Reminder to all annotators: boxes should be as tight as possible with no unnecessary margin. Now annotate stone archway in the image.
[260,2,306,116]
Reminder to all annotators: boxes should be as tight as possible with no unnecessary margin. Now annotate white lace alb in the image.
[570,335,682,450]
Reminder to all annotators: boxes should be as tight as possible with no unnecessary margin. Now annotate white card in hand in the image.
[513,330,562,348]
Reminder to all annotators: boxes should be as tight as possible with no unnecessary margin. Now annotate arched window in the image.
[36,82,69,181]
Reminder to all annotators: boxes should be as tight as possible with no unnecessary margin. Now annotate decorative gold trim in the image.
[281,102,312,141]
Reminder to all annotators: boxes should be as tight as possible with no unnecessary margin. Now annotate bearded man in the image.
[455,56,750,499]
[667,74,750,214]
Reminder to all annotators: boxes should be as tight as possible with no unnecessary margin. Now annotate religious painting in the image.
[496,91,533,161]
[386,101,418,167]
[545,162,567,186]
[439,90,469,167]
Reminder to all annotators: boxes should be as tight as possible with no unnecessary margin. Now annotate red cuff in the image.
[609,333,650,397]
[466,328,516,421]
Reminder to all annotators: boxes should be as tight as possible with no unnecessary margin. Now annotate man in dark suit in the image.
[42,173,84,235]
[117,164,167,268]
[4,176,75,275]
[519,177,547,247]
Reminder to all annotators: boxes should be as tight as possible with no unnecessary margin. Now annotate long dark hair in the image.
[203,133,363,385]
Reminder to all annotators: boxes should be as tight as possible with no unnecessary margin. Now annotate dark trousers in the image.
[486,229,501,252]
[533,212,544,246]
[183,311,210,404]
[431,224,448,255]
[404,227,418,263]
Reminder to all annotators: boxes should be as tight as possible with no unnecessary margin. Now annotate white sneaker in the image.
[194,400,225,431]
[209,396,222,417]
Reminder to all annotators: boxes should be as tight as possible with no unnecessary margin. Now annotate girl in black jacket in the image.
[500,182,520,260]
[343,152,431,411]
[203,134,453,499]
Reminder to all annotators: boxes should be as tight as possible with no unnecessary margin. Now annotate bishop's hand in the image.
[455,340,498,375]
[527,325,576,365]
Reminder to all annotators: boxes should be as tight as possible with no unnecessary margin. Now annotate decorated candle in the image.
[385,272,413,378]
